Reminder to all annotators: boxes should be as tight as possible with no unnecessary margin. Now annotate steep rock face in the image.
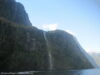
[0,19,50,72]
[0,0,98,72]
[0,0,32,25]
[46,30,97,70]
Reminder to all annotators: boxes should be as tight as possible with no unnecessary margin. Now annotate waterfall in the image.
[43,31,53,70]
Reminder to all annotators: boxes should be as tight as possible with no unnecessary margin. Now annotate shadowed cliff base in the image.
[0,0,98,72]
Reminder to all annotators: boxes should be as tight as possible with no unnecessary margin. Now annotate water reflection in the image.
[81,69,100,75]
[1,69,100,75]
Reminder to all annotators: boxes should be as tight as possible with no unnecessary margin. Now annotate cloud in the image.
[42,24,58,31]
[65,30,75,36]
[87,49,100,53]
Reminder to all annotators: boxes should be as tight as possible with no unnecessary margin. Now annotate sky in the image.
[16,0,100,53]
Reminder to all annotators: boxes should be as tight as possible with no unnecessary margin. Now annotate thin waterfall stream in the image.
[43,31,53,70]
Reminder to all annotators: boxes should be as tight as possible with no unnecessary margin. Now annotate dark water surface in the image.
[1,69,100,75]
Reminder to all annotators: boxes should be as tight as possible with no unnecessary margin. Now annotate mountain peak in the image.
[0,0,32,25]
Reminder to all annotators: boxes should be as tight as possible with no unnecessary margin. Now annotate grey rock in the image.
[0,0,98,72]
[0,0,32,25]
[46,30,98,70]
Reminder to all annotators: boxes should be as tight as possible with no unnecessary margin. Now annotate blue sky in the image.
[16,0,100,53]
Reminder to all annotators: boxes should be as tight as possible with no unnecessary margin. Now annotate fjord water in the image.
[2,69,99,75]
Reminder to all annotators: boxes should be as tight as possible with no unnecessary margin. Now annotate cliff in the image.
[0,18,50,72]
[0,0,97,72]
[46,30,97,70]
[0,0,32,25]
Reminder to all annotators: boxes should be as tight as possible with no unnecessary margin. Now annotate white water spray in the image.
[43,31,53,70]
